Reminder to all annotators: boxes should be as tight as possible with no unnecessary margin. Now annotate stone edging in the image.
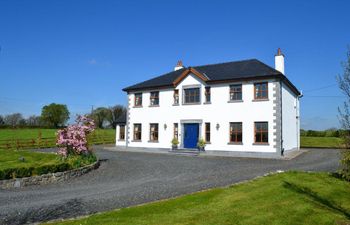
[0,160,100,189]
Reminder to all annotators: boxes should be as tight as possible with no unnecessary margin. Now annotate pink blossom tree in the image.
[56,115,95,157]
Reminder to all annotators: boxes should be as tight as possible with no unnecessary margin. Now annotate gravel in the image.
[0,148,341,225]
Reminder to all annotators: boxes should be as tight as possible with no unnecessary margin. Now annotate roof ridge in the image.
[192,58,258,68]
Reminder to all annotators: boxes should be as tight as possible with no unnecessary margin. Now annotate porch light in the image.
[216,123,220,130]
[164,124,167,130]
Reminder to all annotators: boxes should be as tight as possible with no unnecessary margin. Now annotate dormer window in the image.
[184,87,200,104]
[134,93,142,107]
[205,87,211,103]
[173,89,179,105]
[150,91,159,106]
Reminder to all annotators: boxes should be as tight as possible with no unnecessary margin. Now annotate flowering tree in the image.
[56,115,95,157]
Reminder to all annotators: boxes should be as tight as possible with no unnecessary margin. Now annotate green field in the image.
[0,128,116,149]
[301,136,344,148]
[47,171,350,225]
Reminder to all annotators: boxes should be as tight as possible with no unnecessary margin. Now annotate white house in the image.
[116,49,301,158]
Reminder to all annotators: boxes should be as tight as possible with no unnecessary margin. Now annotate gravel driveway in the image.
[0,148,341,225]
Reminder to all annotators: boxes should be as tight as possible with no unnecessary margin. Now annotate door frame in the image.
[180,119,202,149]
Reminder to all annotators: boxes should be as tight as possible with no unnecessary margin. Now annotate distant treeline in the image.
[300,129,347,137]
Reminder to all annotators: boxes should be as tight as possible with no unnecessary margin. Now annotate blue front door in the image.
[184,123,199,149]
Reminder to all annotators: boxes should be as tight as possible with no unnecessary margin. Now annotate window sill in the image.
[149,105,159,107]
[182,102,201,105]
[228,142,243,145]
[118,139,125,142]
[203,102,211,104]
[148,140,159,143]
[227,100,243,103]
[172,103,180,106]
[132,140,142,142]
[252,99,269,102]
[205,142,211,144]
[133,106,143,108]
[253,142,269,145]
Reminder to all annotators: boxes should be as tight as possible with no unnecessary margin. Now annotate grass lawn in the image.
[0,149,58,171]
[301,136,344,148]
[46,171,350,225]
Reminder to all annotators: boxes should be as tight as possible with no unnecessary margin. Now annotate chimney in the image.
[174,60,184,71]
[275,48,285,74]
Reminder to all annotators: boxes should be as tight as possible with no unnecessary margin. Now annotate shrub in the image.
[340,150,350,181]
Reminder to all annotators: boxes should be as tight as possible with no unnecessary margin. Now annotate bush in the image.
[0,154,97,180]
[340,150,350,181]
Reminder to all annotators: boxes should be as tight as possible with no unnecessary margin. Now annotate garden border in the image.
[0,160,100,189]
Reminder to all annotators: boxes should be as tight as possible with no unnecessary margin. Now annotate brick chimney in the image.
[174,60,184,71]
[275,48,285,74]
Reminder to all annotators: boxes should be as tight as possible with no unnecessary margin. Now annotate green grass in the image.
[0,149,58,170]
[301,136,344,148]
[0,149,97,179]
[46,171,350,225]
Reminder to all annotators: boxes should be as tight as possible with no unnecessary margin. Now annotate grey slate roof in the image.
[123,59,299,95]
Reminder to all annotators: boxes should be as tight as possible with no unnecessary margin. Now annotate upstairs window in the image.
[149,123,159,142]
[229,84,242,101]
[205,87,211,103]
[173,89,179,105]
[254,122,268,143]
[174,123,178,139]
[119,125,125,140]
[254,82,268,100]
[134,93,142,106]
[205,123,210,143]
[150,91,159,106]
[230,122,242,143]
[184,88,200,104]
[133,124,142,141]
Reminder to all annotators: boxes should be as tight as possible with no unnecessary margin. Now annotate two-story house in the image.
[116,49,301,157]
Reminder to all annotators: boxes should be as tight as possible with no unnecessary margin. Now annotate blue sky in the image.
[0,0,349,130]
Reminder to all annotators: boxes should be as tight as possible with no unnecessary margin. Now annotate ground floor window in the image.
[205,123,210,143]
[119,125,125,140]
[174,123,178,139]
[229,122,242,143]
[254,122,268,143]
[149,123,159,141]
[133,124,142,141]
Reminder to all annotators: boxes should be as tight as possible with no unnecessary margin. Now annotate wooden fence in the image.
[0,134,115,150]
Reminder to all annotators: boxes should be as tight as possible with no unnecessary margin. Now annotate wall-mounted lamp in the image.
[164,124,167,130]
[216,123,220,130]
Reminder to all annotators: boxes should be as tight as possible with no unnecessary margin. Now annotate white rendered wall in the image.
[281,83,299,151]
[122,73,279,153]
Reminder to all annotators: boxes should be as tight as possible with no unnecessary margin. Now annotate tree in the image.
[26,115,42,126]
[336,47,350,180]
[107,105,126,129]
[3,113,24,127]
[90,107,110,129]
[41,103,70,128]
[0,115,4,125]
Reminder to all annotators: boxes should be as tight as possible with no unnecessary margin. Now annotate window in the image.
[134,93,142,106]
[149,123,159,141]
[254,82,268,100]
[205,87,211,103]
[205,123,210,143]
[255,122,268,143]
[119,125,125,140]
[174,123,178,139]
[229,122,242,143]
[133,124,142,141]
[229,84,242,101]
[150,91,159,106]
[184,88,200,104]
[174,89,179,105]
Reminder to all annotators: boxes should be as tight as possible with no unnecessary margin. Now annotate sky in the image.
[0,0,349,130]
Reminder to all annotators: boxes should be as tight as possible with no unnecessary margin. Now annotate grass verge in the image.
[46,171,350,225]
[301,136,344,148]
[0,149,97,180]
